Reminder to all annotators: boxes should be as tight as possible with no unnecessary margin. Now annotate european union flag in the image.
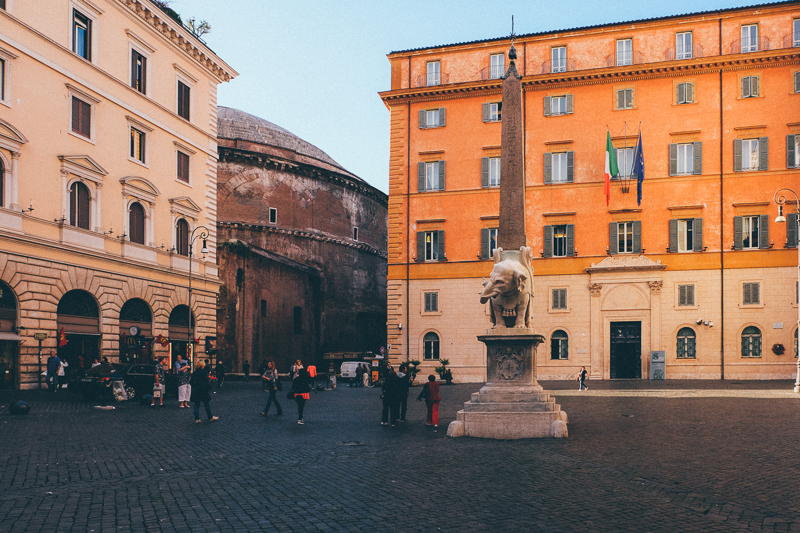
[632,130,645,206]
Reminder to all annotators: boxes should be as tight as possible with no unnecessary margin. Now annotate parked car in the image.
[71,363,175,400]
[339,361,371,382]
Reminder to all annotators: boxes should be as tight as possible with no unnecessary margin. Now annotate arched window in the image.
[69,182,90,230]
[423,332,440,360]
[120,298,152,323]
[794,328,798,359]
[676,327,696,359]
[550,330,568,360]
[57,289,99,318]
[741,326,762,358]
[175,218,189,256]
[129,202,145,245]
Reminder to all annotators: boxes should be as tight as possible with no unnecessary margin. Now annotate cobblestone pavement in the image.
[1,379,799,532]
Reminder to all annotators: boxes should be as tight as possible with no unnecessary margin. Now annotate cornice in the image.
[117,0,237,82]
[380,50,800,104]
[218,221,388,260]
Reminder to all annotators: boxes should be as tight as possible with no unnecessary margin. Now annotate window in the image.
[481,157,500,187]
[544,95,573,116]
[490,53,504,79]
[610,221,641,254]
[0,57,5,102]
[734,138,768,172]
[676,32,693,59]
[544,151,574,183]
[175,218,189,256]
[669,142,702,175]
[552,289,567,310]
[677,327,696,359]
[426,61,440,86]
[0,159,3,207]
[551,46,567,73]
[423,332,440,360]
[788,213,799,248]
[417,230,444,262]
[261,299,267,318]
[269,207,277,224]
[617,88,634,109]
[128,202,145,245]
[353,227,358,241]
[131,50,147,94]
[741,24,758,52]
[787,134,799,168]
[550,330,568,360]
[417,161,445,191]
[741,326,762,357]
[795,72,800,94]
[293,307,303,335]
[130,127,146,163]
[72,9,92,61]
[480,228,498,259]
[734,215,768,250]
[71,96,91,139]
[419,108,445,129]
[424,292,439,313]
[177,80,191,120]
[670,218,703,253]
[794,19,800,47]
[482,102,502,122]
[617,39,632,66]
[177,151,190,183]
[743,282,760,305]
[741,75,759,98]
[677,82,694,104]
[678,284,695,306]
[69,181,90,230]
[617,147,634,178]
[544,224,574,258]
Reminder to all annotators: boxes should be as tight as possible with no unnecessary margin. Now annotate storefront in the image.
[168,305,195,369]
[57,290,100,383]
[0,281,20,389]
[119,298,153,364]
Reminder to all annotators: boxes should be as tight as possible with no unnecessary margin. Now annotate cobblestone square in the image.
[1,380,799,532]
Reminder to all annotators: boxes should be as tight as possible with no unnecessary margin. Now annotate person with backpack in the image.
[260,361,282,416]
[289,368,312,424]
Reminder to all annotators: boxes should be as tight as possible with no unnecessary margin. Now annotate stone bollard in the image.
[10,400,30,415]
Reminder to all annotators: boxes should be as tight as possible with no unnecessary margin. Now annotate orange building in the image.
[380,2,800,382]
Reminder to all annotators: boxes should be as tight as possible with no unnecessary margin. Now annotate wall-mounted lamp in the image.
[21,201,34,213]
[103,225,115,236]
[398,323,403,330]
[696,318,703,325]
[775,205,785,223]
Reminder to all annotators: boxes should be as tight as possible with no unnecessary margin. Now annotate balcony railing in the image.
[783,32,800,48]
[414,72,450,88]
[606,51,643,67]
[480,67,506,80]
[541,58,577,74]
[664,43,704,61]
[730,36,770,54]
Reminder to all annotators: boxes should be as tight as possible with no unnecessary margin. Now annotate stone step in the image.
[471,392,552,403]
[462,401,557,412]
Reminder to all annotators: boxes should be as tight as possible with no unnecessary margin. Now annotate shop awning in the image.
[0,332,23,341]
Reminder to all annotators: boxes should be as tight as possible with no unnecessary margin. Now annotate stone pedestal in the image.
[447,330,568,439]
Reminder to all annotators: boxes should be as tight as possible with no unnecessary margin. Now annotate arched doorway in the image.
[57,290,100,385]
[0,280,19,389]
[169,305,195,368]
[119,298,153,364]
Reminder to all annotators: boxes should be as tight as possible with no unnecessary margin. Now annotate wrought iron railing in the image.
[783,32,800,48]
[413,72,450,88]
[606,51,643,67]
[729,36,770,54]
[541,58,577,74]
[664,43,704,61]
[480,67,506,81]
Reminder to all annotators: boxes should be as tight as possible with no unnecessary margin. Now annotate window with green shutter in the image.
[419,108,446,129]
[611,221,641,254]
[669,142,702,175]
[481,157,500,188]
[787,213,798,248]
[787,134,799,168]
[734,138,768,171]
[551,289,567,310]
[741,75,759,98]
[480,228,498,259]
[418,230,445,262]
[482,102,502,122]
[544,152,574,183]
[743,282,760,305]
[678,284,695,306]
[550,330,569,359]
[544,95,573,116]
[616,88,633,109]
[677,327,696,358]
[669,218,702,252]
[417,161,445,192]
[544,225,574,257]
[677,82,694,104]
[424,292,439,313]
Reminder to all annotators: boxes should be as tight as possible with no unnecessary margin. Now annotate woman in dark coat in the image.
[190,360,219,423]
[380,367,401,426]
[290,368,312,424]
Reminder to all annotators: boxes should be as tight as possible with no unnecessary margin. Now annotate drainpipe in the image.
[719,15,725,380]
[406,56,411,364]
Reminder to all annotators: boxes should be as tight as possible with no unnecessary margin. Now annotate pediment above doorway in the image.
[586,255,666,273]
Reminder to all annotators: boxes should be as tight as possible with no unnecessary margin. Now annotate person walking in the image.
[175,354,191,408]
[380,366,401,427]
[397,364,411,423]
[355,364,365,387]
[57,357,69,390]
[243,361,251,382]
[260,361,282,416]
[258,359,269,390]
[578,366,588,391]
[46,352,61,392]
[215,360,226,387]
[290,360,303,380]
[190,360,219,423]
[289,368,312,424]
[417,375,441,427]
[151,357,166,407]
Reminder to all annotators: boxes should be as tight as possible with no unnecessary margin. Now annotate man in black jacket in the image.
[397,364,411,423]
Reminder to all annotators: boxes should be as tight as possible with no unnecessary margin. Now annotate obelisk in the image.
[447,40,568,439]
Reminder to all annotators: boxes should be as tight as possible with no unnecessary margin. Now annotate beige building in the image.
[0,0,236,389]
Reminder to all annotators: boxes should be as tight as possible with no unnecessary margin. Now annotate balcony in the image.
[664,44,704,61]
[783,32,800,48]
[480,67,506,81]
[541,58,577,74]
[606,51,643,67]
[414,72,450,88]
[729,36,770,54]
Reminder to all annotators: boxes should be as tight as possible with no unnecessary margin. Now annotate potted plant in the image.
[406,360,421,385]
[434,359,454,384]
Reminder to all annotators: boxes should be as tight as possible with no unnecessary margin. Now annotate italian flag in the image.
[604,131,619,206]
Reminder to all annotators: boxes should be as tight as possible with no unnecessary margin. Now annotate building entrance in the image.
[610,321,641,379]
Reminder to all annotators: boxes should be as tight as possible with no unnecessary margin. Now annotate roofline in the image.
[387,0,799,56]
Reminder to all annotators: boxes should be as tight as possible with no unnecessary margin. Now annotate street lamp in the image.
[773,188,800,393]
[187,225,209,366]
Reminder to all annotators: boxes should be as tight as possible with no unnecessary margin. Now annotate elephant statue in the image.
[480,247,534,329]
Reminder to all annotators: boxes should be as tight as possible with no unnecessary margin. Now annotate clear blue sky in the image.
[170,0,759,194]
